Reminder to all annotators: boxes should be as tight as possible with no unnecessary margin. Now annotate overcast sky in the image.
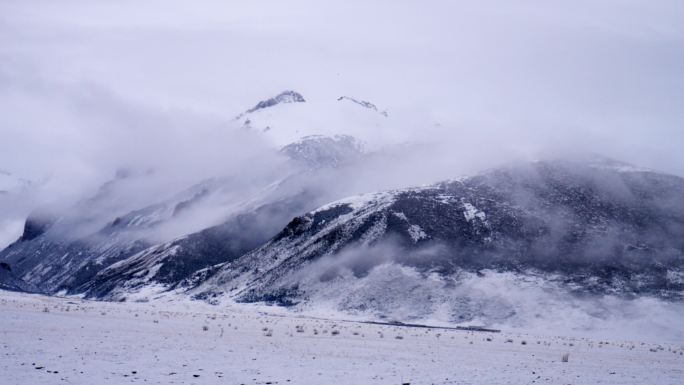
[1,0,683,245]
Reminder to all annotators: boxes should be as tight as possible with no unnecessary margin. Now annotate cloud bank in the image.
[1,0,683,246]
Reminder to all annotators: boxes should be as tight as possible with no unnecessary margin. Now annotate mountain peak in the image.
[337,96,388,117]
[236,90,306,117]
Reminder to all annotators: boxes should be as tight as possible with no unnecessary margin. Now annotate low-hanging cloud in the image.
[1,0,683,246]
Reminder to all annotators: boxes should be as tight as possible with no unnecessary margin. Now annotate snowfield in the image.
[1,290,683,385]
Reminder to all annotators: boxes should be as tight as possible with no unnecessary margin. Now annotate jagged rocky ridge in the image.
[194,159,684,309]
[235,90,305,121]
[337,96,388,117]
[248,90,305,112]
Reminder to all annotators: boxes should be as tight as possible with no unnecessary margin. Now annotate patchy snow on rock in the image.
[236,90,306,120]
[392,211,408,221]
[358,216,388,245]
[313,191,397,214]
[462,201,487,224]
[667,270,684,285]
[337,96,388,117]
[436,193,457,204]
[408,224,428,242]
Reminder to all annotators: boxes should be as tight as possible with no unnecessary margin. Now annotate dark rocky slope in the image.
[196,159,684,306]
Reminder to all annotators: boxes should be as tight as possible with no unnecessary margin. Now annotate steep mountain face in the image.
[76,150,369,301]
[0,135,367,300]
[0,261,38,293]
[0,170,268,293]
[15,212,56,242]
[79,189,321,300]
[0,172,163,293]
[0,218,152,294]
[194,160,684,314]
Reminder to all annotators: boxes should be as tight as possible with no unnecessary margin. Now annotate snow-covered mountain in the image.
[187,158,684,322]
[78,190,318,300]
[0,168,250,293]
[0,90,392,297]
[0,131,370,296]
[3,152,684,328]
[235,90,306,121]
[2,88,683,330]
[234,90,406,149]
[77,136,370,300]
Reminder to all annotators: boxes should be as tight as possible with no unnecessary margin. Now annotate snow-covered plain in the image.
[1,290,682,385]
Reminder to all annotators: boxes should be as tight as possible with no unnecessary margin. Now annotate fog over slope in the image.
[1,1,683,338]
[2,1,683,229]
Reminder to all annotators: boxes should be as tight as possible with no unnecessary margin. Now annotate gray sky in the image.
[1,0,683,245]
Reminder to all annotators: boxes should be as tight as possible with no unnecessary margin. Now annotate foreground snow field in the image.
[1,291,682,385]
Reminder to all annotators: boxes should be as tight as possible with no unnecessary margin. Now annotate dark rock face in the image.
[0,228,152,294]
[0,262,39,293]
[200,160,684,304]
[17,213,55,242]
